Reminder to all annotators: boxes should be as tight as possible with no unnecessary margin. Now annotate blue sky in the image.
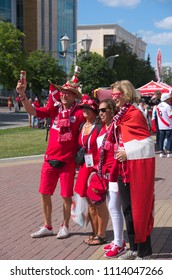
[78,0,172,69]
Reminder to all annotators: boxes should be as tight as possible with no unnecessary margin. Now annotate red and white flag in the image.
[120,106,155,243]
[156,49,162,82]
[47,83,60,109]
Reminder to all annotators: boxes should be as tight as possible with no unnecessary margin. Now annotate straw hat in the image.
[55,80,82,99]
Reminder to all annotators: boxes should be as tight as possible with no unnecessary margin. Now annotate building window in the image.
[41,0,45,49]
[57,0,77,74]
[0,0,11,22]
[16,0,23,31]
[49,0,52,50]
[104,34,116,50]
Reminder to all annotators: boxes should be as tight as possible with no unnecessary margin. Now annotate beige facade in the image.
[77,24,146,60]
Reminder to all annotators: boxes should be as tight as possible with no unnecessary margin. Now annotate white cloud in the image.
[155,16,172,30]
[97,0,141,8]
[138,30,172,45]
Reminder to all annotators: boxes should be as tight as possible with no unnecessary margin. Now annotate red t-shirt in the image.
[36,104,85,163]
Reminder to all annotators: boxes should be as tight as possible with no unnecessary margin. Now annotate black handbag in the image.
[75,124,98,166]
[48,160,66,168]
[75,146,86,165]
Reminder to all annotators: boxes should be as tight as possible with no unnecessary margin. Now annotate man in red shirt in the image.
[16,80,85,239]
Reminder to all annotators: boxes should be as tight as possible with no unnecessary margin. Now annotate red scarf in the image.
[56,101,77,142]
[97,104,131,177]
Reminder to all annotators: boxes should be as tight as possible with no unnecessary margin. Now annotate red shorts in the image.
[39,161,76,197]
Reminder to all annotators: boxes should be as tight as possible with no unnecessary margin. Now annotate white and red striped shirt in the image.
[157,101,172,129]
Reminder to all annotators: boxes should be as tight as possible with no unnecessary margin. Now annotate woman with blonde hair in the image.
[108,80,155,259]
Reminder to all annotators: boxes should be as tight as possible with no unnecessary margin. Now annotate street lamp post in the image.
[106,54,119,69]
[60,34,92,75]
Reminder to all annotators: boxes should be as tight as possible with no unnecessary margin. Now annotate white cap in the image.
[161,93,172,102]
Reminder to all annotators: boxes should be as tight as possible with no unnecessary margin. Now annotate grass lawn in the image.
[0,126,48,159]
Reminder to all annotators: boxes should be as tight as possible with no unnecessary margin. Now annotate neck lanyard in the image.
[81,124,96,150]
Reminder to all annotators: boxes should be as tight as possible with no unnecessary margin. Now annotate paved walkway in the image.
[0,154,171,260]
[0,106,28,129]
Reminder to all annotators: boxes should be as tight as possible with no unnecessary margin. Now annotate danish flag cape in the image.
[119,105,155,243]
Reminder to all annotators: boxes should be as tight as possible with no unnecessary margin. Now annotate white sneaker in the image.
[31,227,53,238]
[57,225,70,239]
[159,153,166,158]
[135,255,151,260]
[118,250,137,260]
[167,153,172,158]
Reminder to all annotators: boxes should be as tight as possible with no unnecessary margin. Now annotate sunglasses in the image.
[112,91,123,98]
[98,108,109,113]
[60,91,72,97]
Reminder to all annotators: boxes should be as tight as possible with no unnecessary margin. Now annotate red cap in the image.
[86,173,107,202]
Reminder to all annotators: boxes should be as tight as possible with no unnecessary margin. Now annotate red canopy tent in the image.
[159,82,172,90]
[137,80,172,96]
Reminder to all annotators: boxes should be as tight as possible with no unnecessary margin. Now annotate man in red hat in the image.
[16,79,85,239]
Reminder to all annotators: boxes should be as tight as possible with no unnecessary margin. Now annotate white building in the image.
[77,24,146,60]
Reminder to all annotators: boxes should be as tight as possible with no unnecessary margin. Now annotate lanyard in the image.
[81,124,96,150]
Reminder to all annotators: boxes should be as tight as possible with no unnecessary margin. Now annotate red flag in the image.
[121,106,155,242]
[47,83,60,109]
[156,49,162,82]
[71,74,79,83]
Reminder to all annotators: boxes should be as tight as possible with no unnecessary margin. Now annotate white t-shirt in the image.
[157,101,172,129]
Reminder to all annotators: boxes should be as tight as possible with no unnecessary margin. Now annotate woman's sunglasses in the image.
[98,108,109,113]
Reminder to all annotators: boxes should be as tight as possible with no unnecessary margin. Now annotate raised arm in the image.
[16,80,37,116]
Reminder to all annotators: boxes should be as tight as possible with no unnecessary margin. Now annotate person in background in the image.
[16,79,85,239]
[138,98,148,118]
[151,90,161,149]
[7,97,12,111]
[109,80,155,260]
[15,96,21,111]
[138,98,150,129]
[31,97,40,128]
[156,92,172,158]
[28,98,33,127]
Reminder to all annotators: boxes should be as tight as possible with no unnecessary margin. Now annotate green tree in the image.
[104,42,156,87]
[75,51,114,93]
[161,66,172,85]
[134,55,156,87]
[0,22,26,91]
[26,50,66,101]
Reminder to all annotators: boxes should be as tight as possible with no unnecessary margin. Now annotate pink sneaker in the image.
[103,240,126,252]
[103,242,115,251]
[104,244,126,258]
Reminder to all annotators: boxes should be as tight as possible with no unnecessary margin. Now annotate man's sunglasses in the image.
[98,108,109,113]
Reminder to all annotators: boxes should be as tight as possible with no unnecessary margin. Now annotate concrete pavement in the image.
[0,106,28,129]
[0,153,171,260]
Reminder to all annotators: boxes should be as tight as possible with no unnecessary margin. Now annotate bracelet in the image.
[19,95,26,101]
[20,97,26,101]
